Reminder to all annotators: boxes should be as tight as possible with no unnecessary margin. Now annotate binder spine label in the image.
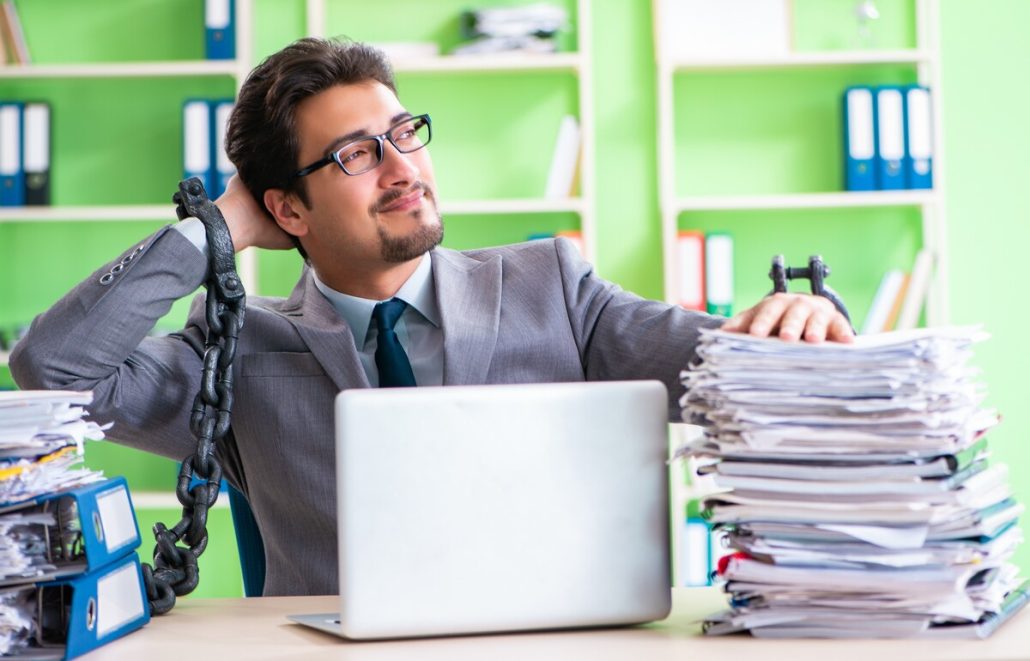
[96,560,146,638]
[0,103,24,206]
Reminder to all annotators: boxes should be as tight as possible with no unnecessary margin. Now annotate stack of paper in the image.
[0,586,33,655]
[0,393,150,657]
[677,327,1028,638]
[0,391,106,507]
[454,3,568,55]
[0,511,58,582]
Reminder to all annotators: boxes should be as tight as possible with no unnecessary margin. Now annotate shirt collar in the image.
[311,253,440,345]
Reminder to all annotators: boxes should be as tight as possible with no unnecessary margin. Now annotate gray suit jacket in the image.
[11,225,721,596]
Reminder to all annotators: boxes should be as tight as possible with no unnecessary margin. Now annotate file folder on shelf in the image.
[544,115,580,199]
[843,86,876,191]
[905,85,934,189]
[874,87,907,190]
[0,1,30,64]
[704,232,733,317]
[682,515,711,587]
[0,101,24,206]
[204,0,235,60]
[676,230,705,311]
[554,229,584,257]
[213,100,235,198]
[895,248,933,331]
[183,99,213,196]
[23,101,50,206]
[0,478,141,585]
[861,269,905,334]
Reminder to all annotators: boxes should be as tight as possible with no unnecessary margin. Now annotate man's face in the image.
[290,81,442,269]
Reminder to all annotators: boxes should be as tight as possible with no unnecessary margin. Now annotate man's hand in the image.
[215,175,295,253]
[721,293,855,343]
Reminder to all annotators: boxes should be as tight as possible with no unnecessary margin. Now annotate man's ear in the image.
[264,188,309,238]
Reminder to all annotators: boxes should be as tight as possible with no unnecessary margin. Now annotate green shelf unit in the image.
[672,66,920,198]
[676,206,923,331]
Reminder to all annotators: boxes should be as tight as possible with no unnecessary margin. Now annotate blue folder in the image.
[183,99,214,197]
[212,99,236,198]
[842,86,876,191]
[205,0,235,60]
[35,552,151,658]
[874,86,909,190]
[905,85,934,189]
[0,102,25,206]
[0,477,141,584]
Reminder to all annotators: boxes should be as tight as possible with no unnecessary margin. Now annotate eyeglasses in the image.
[294,114,432,178]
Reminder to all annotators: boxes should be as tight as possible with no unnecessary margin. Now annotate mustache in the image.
[371,182,433,214]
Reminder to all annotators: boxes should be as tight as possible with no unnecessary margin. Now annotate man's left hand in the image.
[721,293,855,343]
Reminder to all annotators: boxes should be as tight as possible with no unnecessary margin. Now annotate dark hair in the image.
[224,38,397,258]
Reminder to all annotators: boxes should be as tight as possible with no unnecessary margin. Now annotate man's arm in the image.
[550,238,723,420]
[10,226,211,461]
[10,175,293,460]
[551,238,853,420]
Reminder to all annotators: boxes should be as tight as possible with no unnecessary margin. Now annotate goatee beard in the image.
[378,208,444,262]
[373,184,444,262]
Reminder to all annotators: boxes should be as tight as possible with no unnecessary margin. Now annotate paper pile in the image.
[0,586,33,654]
[678,327,1028,638]
[454,3,568,55]
[0,390,107,654]
[0,391,106,507]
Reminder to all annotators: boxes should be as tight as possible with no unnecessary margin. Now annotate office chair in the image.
[227,485,266,597]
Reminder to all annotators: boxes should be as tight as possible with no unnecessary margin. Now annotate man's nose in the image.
[378,139,421,185]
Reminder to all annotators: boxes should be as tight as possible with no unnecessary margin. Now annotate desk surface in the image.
[82,587,1030,661]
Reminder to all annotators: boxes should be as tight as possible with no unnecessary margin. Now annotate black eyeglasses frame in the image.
[293,113,432,179]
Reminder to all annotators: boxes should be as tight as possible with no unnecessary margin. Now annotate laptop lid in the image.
[291,380,671,640]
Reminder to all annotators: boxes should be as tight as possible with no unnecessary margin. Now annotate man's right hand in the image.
[215,174,296,253]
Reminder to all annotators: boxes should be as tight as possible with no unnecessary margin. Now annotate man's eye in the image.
[341,148,368,163]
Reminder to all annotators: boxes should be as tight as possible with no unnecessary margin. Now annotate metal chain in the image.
[142,177,246,615]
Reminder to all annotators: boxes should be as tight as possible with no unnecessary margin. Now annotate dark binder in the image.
[22,101,50,206]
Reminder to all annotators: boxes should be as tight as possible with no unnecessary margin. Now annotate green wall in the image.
[2,0,1029,587]
[940,1,1030,570]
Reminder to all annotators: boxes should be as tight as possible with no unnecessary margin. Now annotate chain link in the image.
[143,178,245,615]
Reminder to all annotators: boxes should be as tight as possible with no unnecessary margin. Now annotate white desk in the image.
[81,587,1030,660]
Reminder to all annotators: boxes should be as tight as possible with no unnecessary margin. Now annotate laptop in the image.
[288,380,672,640]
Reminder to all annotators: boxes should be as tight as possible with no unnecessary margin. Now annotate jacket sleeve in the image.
[10,225,212,462]
[552,237,724,421]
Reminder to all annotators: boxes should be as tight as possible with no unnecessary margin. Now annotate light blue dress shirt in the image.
[173,218,444,386]
[311,254,443,387]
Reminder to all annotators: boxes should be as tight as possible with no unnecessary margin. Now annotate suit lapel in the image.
[280,268,370,391]
[433,248,501,385]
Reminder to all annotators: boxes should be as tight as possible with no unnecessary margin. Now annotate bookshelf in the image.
[668,49,932,70]
[654,0,947,586]
[653,0,947,327]
[675,189,937,212]
[387,52,583,73]
[0,60,241,77]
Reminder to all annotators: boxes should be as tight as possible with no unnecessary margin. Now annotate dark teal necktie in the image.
[373,298,417,387]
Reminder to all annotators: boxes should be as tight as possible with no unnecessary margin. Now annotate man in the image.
[10,39,851,596]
